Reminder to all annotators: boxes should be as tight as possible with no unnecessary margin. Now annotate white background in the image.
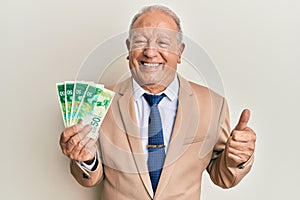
[1,0,299,199]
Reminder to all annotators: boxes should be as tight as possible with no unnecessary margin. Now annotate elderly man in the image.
[60,5,256,200]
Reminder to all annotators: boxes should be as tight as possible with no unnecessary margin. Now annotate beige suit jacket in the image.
[70,75,253,200]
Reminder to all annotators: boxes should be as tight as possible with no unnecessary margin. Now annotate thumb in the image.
[234,109,251,130]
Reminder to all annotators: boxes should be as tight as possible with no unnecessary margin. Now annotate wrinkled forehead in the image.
[129,27,182,41]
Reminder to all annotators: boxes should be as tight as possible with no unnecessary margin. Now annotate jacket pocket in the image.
[183,135,209,145]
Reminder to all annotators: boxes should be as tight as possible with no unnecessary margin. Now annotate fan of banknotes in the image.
[56,81,115,139]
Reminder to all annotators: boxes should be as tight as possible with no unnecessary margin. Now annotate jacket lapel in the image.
[117,78,154,198]
[155,75,200,198]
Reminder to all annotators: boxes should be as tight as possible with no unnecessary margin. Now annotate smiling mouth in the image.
[140,61,163,68]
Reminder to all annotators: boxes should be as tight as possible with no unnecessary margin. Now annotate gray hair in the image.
[129,5,183,43]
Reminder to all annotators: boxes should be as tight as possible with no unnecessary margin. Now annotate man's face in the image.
[126,10,185,93]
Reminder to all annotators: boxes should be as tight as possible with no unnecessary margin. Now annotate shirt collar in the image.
[132,75,179,102]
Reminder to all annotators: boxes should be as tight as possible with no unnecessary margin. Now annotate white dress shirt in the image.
[132,76,179,155]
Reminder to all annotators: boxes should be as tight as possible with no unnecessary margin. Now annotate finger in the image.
[234,109,250,131]
[231,129,256,142]
[228,139,250,151]
[228,147,248,160]
[84,138,98,157]
[228,146,248,156]
[227,148,250,164]
[70,140,85,161]
[227,151,244,164]
[60,124,83,144]
[60,143,69,156]
[77,124,93,141]
[80,135,90,146]
[68,137,92,161]
[69,140,85,160]
[85,137,98,150]
[59,127,78,155]
[66,125,92,153]
[79,143,97,162]
[72,140,97,162]
[66,134,82,154]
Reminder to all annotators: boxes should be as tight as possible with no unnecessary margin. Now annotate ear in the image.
[126,39,131,60]
[126,39,130,51]
[177,43,185,64]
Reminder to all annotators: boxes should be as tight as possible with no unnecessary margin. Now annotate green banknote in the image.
[70,81,104,126]
[70,81,89,126]
[56,83,67,127]
[74,83,115,139]
[64,81,75,126]
[73,83,99,123]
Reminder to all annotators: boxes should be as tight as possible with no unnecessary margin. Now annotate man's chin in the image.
[132,71,176,88]
[136,78,172,89]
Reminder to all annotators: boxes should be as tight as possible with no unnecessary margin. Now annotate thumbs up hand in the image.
[225,109,256,168]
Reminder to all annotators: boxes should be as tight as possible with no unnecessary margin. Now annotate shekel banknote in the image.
[73,83,114,139]
[56,83,67,127]
[70,81,89,126]
[64,81,75,126]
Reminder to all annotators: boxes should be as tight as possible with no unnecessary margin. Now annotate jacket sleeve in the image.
[207,98,254,188]
[70,149,104,187]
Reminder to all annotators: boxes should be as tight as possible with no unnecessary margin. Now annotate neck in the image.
[142,84,166,94]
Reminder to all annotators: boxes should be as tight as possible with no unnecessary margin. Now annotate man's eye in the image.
[133,40,147,44]
[158,41,170,47]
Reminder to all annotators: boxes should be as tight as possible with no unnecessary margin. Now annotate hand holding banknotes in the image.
[56,81,115,162]
[60,123,97,162]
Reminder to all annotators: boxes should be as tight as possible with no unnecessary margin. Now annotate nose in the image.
[143,47,158,58]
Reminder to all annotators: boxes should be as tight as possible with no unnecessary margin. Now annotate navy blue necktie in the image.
[143,93,166,193]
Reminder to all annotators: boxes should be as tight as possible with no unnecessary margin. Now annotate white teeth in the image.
[143,62,160,67]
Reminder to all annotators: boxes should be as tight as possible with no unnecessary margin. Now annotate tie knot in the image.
[143,93,165,107]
